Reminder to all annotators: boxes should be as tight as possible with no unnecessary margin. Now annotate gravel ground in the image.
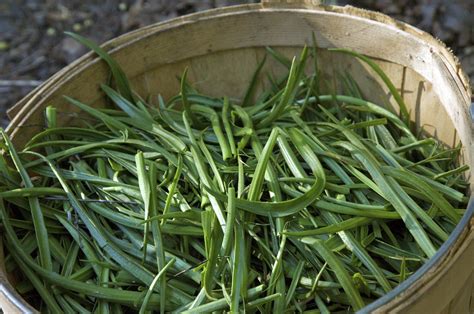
[1,0,472,127]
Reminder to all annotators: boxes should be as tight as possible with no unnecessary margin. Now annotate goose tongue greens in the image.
[0,33,468,313]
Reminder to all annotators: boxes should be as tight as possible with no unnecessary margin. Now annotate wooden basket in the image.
[1,1,473,313]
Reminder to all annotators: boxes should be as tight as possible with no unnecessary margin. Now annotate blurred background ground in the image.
[1,0,473,127]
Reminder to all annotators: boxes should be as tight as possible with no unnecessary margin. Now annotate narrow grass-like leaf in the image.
[180,68,200,128]
[135,151,151,264]
[301,238,365,310]
[66,32,134,102]
[231,220,247,313]
[1,129,52,271]
[139,258,176,314]
[243,56,267,107]
[329,48,410,124]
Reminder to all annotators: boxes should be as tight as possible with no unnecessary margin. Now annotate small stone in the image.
[0,41,9,51]
[118,2,127,11]
[60,37,85,63]
[72,23,82,32]
[46,27,57,36]
[84,19,93,27]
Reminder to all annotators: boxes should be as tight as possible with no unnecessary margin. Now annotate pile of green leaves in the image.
[0,33,469,313]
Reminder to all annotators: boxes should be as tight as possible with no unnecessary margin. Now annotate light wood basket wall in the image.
[1,1,473,313]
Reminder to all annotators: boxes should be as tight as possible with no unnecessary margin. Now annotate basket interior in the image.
[2,5,472,312]
[9,7,471,190]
